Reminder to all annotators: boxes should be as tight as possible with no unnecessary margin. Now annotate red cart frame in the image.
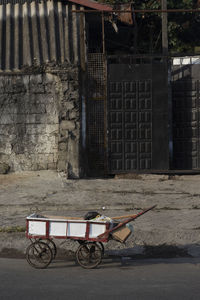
[25,205,156,269]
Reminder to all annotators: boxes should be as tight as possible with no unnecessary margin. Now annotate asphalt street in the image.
[0,257,200,300]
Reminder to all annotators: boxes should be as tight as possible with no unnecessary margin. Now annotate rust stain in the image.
[68,0,113,11]
[115,3,134,25]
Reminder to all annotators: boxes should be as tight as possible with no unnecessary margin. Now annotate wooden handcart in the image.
[25,205,156,269]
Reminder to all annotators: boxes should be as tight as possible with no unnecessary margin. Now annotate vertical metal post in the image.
[101,12,105,54]
[161,0,168,55]
[79,8,87,175]
[101,12,107,173]
[162,1,170,170]
[103,53,107,174]
[79,8,86,71]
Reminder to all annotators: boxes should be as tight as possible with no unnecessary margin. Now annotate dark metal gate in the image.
[107,56,169,173]
[172,57,200,170]
[86,53,106,175]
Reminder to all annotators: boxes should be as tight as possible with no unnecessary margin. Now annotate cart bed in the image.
[26,214,111,242]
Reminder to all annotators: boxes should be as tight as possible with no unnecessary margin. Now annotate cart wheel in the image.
[39,239,57,259]
[76,242,102,269]
[26,241,53,269]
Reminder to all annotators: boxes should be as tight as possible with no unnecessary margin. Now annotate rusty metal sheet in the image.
[115,3,134,25]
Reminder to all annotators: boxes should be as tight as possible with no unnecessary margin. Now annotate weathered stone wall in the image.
[0,66,80,178]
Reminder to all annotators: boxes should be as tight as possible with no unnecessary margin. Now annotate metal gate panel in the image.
[108,77,153,172]
[109,81,124,171]
[172,64,200,170]
[152,62,169,170]
[107,59,168,173]
[86,53,106,174]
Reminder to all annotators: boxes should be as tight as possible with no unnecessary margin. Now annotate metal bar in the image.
[103,54,107,174]
[72,4,78,64]
[30,2,40,65]
[107,54,168,58]
[46,220,49,238]
[101,11,105,55]
[57,2,65,63]
[14,3,20,70]
[23,3,32,66]
[72,9,200,13]
[197,79,200,169]
[79,7,86,71]
[38,2,49,63]
[5,3,11,70]
[0,5,3,70]
[79,5,87,158]
[101,11,107,175]
[162,0,168,55]
[47,1,56,61]
[64,3,69,61]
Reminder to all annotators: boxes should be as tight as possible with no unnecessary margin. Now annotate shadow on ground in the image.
[0,243,198,260]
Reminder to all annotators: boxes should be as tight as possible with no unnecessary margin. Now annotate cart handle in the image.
[98,205,157,239]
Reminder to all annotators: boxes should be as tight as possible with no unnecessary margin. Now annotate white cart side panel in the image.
[67,222,87,237]
[28,221,46,235]
[89,224,106,238]
[49,221,67,237]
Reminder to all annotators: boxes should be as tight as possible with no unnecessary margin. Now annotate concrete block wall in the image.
[0,66,80,178]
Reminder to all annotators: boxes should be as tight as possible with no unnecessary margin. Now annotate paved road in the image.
[0,257,200,300]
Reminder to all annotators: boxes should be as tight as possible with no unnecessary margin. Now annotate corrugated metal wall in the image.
[0,0,82,70]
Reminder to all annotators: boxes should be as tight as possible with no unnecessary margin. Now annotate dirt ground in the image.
[1,170,200,258]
